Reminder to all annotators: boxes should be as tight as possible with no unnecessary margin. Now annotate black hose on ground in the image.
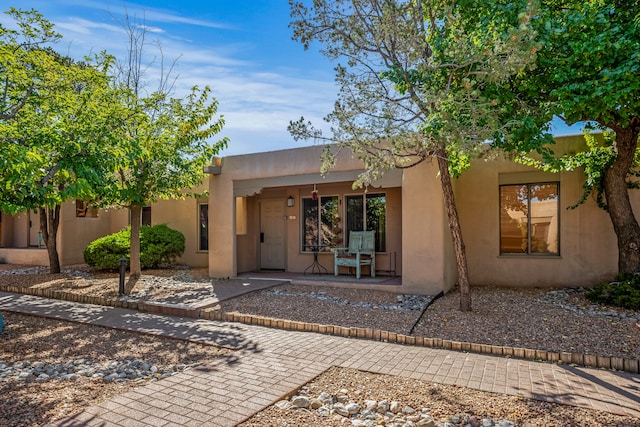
[409,291,444,336]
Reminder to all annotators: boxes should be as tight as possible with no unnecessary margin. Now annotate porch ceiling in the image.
[233,169,402,197]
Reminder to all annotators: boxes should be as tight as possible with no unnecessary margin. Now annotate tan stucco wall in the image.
[0,248,48,264]
[209,145,410,281]
[210,171,236,278]
[401,160,455,295]
[0,203,128,266]
[152,194,209,268]
[456,134,639,287]
[58,201,128,266]
[210,145,365,278]
[236,196,259,273]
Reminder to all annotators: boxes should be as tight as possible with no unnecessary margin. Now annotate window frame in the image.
[499,181,560,256]
[198,203,209,252]
[300,194,339,252]
[344,192,387,253]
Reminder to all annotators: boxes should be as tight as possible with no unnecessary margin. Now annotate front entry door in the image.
[260,199,285,270]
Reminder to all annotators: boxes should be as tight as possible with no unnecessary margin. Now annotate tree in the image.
[288,0,539,310]
[100,14,228,278]
[0,8,125,273]
[504,0,640,274]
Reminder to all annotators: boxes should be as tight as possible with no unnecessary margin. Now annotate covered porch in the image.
[207,144,456,296]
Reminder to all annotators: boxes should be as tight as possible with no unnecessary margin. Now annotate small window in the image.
[345,193,386,252]
[499,183,559,255]
[199,204,208,251]
[75,200,98,218]
[142,206,151,226]
[302,195,339,251]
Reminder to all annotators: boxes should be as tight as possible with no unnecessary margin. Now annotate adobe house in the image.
[205,134,639,295]
[1,134,637,296]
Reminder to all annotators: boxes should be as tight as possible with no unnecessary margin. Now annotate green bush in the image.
[83,224,185,270]
[586,273,640,311]
[83,229,130,270]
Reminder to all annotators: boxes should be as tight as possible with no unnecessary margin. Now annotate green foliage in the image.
[289,0,540,184]
[139,224,186,268]
[502,0,640,273]
[503,0,640,203]
[586,273,640,311]
[83,224,185,270]
[0,9,124,214]
[83,228,130,270]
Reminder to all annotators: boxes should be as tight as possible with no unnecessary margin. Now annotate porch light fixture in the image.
[311,184,318,201]
[287,196,295,207]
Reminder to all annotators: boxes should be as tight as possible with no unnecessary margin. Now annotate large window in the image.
[345,193,386,252]
[499,183,559,255]
[199,204,208,251]
[302,195,338,251]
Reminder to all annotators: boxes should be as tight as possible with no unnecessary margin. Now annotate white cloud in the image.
[4,1,338,156]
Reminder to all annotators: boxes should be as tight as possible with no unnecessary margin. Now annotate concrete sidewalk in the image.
[1,291,639,426]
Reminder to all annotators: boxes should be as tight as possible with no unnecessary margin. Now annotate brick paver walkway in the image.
[1,291,638,426]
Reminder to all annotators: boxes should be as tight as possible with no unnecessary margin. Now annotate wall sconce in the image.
[287,196,295,207]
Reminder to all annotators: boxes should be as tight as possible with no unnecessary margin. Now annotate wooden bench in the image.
[334,231,375,279]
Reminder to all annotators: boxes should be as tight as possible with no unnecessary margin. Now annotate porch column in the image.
[209,172,236,278]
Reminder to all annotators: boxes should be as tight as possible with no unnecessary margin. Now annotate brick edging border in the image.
[2,285,639,374]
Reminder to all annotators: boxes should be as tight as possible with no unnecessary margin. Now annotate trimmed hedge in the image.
[83,224,185,270]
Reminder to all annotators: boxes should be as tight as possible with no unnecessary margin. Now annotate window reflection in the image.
[500,183,558,255]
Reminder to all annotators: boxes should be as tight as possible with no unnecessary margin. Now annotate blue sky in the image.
[6,1,582,156]
[6,0,338,156]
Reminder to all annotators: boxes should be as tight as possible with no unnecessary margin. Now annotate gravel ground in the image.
[220,283,640,360]
[240,367,640,427]
[1,264,639,426]
[0,311,228,427]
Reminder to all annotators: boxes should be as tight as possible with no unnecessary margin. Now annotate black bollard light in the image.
[119,256,127,295]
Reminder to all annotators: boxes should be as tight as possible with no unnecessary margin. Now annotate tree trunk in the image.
[435,147,472,312]
[129,205,142,279]
[602,122,640,274]
[39,205,61,274]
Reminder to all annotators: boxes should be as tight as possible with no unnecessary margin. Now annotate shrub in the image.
[83,224,185,270]
[83,229,130,270]
[139,224,185,268]
[586,273,640,311]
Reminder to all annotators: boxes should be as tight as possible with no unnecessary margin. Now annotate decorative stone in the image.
[346,402,361,415]
[333,402,350,417]
[291,395,310,408]
[364,399,377,411]
[275,400,293,410]
[377,399,390,414]
[309,398,323,410]
[416,417,438,427]
[403,405,416,415]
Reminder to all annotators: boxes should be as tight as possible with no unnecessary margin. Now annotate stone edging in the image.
[2,285,639,375]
